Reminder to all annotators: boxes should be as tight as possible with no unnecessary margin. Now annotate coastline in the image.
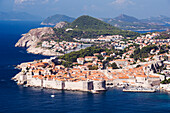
[12,57,170,93]
[1,20,170,113]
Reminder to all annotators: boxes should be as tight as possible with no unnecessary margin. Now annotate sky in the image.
[0,0,170,19]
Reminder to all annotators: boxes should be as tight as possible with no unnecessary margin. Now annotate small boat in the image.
[51,95,55,98]
[166,87,170,92]
[90,90,100,94]
[23,85,28,87]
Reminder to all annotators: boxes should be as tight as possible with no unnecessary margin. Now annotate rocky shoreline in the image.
[26,47,64,56]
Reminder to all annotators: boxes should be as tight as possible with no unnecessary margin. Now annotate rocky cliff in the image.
[15,27,60,56]
[15,27,55,48]
[54,21,67,29]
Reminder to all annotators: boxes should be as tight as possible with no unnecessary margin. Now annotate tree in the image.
[111,63,119,69]
[88,65,98,70]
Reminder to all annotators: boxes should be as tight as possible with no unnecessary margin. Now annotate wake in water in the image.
[19,50,25,53]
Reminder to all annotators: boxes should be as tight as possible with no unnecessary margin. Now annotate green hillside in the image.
[52,15,140,42]
[70,15,119,30]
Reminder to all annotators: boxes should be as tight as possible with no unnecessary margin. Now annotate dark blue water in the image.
[0,21,170,113]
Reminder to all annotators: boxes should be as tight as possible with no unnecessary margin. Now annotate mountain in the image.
[141,15,170,24]
[70,15,119,30]
[0,11,41,21]
[101,14,169,30]
[114,14,139,22]
[42,14,169,30]
[41,14,75,25]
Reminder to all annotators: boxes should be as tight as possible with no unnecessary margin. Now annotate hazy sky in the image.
[0,0,170,19]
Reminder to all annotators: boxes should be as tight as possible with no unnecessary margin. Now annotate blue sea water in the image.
[0,21,170,113]
[133,30,166,34]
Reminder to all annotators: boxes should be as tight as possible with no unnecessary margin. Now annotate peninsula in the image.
[13,15,170,93]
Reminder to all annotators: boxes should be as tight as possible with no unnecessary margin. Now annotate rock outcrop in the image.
[27,47,64,56]
[54,21,67,29]
[15,27,62,56]
[15,27,55,48]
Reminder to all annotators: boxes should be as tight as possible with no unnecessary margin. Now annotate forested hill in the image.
[70,15,120,30]
[51,15,140,41]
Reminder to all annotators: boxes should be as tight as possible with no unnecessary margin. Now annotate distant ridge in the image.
[141,15,170,24]
[41,13,170,30]
[101,14,170,30]
[0,11,41,21]
[41,14,75,25]
[114,14,139,22]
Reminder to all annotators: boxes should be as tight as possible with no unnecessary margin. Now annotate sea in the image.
[133,30,166,34]
[0,21,169,113]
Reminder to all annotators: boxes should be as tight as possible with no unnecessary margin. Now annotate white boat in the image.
[51,95,55,98]
[23,85,28,87]
[90,90,100,94]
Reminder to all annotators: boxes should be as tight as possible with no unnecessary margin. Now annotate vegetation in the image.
[155,31,170,39]
[111,63,119,69]
[70,15,119,30]
[58,46,104,63]
[130,45,158,61]
[51,15,140,42]
[52,58,73,68]
[161,78,170,84]
[123,43,139,53]
[136,65,141,68]
[54,41,127,68]
[97,55,104,60]
[88,65,98,70]
[158,45,170,54]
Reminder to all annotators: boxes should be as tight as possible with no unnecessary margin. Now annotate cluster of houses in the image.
[75,35,124,42]
[41,40,83,53]
[14,58,106,92]
[13,49,170,92]
[75,51,129,69]
[135,33,170,45]
[13,32,170,92]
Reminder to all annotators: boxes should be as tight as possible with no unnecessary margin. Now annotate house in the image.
[104,55,110,60]
[94,53,100,56]
[135,75,146,83]
[85,56,98,62]
[109,59,128,68]
[101,52,107,56]
[77,58,85,64]
[65,28,73,31]
[107,67,112,71]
